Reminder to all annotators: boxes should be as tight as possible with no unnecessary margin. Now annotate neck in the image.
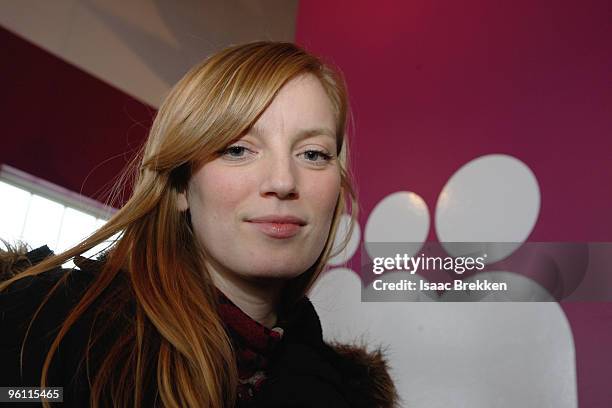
[206,260,284,329]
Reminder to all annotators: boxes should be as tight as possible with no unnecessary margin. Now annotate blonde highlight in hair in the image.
[1,41,359,407]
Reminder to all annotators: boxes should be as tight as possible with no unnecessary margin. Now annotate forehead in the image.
[250,74,337,140]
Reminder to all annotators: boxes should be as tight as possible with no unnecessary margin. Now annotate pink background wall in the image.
[0,27,152,202]
[296,0,611,242]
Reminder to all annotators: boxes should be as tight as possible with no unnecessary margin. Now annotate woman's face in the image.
[178,73,341,286]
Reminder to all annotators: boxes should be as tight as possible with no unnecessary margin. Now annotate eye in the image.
[300,149,334,165]
[219,145,254,160]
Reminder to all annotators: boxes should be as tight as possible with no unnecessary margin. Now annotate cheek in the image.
[307,171,341,220]
[188,168,250,226]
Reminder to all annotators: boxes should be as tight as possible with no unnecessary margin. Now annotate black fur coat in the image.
[0,245,399,407]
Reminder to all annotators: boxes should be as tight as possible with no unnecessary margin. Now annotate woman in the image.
[0,41,398,407]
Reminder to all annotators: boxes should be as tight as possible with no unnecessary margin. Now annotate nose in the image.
[259,152,299,200]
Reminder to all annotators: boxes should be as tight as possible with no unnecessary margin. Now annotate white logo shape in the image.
[313,154,577,408]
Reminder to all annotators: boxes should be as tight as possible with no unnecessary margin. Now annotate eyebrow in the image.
[249,124,336,142]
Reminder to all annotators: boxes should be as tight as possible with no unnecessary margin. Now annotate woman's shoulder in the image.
[299,296,399,407]
[0,245,98,318]
[257,295,399,407]
[0,245,107,391]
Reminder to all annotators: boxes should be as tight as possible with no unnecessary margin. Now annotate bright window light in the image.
[21,194,65,250]
[0,181,31,243]
[0,164,118,268]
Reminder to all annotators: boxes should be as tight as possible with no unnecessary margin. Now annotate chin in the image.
[241,266,307,281]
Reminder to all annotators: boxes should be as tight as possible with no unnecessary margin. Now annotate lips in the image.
[246,215,307,226]
[245,215,307,239]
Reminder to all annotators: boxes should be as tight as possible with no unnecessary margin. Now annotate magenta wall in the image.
[296,0,611,242]
[295,0,611,406]
[0,27,152,202]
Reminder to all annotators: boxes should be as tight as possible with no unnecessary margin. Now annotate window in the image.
[0,164,117,267]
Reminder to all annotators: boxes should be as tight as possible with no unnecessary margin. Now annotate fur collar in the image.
[328,341,399,407]
[277,293,399,407]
